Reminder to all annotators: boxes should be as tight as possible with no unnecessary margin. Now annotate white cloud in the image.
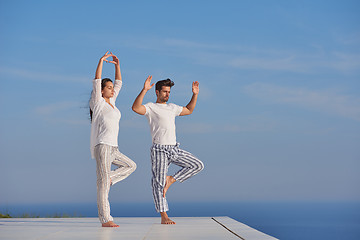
[243,83,360,121]
[34,101,89,125]
[0,66,88,83]
[177,116,276,134]
[177,122,214,133]
[125,36,360,74]
[335,31,360,46]
[163,38,223,50]
[330,52,360,72]
[35,101,77,115]
[229,55,306,72]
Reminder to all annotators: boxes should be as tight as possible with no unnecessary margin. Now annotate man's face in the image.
[156,86,171,103]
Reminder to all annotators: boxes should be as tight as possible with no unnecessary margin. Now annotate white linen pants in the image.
[94,144,136,224]
[150,143,204,213]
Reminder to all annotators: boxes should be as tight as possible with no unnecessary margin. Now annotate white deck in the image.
[0,217,279,240]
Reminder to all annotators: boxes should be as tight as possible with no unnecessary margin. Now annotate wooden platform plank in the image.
[0,217,279,240]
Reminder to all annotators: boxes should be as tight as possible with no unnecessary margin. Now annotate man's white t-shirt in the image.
[144,102,183,145]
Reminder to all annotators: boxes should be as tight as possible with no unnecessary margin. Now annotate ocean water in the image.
[1,202,359,240]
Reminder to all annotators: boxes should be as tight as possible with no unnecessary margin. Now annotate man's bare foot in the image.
[163,176,176,198]
[160,212,176,225]
[102,221,119,227]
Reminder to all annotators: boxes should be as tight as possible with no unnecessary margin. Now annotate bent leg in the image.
[172,147,204,183]
[110,148,137,185]
[94,144,114,224]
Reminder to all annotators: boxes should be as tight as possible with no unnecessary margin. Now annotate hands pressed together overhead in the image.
[96,51,121,80]
[101,51,119,65]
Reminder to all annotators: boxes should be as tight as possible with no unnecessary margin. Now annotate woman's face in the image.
[101,81,114,99]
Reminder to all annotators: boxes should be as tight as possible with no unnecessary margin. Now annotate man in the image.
[132,76,204,224]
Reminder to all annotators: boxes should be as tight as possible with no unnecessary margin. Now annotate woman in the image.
[89,51,136,227]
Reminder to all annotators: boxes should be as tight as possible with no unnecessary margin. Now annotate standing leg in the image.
[110,147,136,185]
[150,145,176,224]
[94,144,118,227]
[150,145,169,213]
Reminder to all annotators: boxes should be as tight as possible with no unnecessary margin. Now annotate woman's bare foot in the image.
[160,212,176,225]
[163,176,176,198]
[102,221,119,227]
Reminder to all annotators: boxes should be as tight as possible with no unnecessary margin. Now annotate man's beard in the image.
[160,96,169,102]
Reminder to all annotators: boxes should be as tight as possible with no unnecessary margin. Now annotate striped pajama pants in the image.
[150,143,204,213]
[94,144,136,224]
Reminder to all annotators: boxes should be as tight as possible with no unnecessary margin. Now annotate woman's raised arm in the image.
[95,51,113,79]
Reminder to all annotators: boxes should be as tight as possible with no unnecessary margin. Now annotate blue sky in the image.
[0,0,359,205]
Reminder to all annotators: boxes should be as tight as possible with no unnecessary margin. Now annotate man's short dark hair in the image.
[155,78,174,92]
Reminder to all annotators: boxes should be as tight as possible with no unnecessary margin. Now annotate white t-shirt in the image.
[90,79,122,158]
[144,102,183,145]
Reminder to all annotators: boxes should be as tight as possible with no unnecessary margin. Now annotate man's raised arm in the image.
[132,75,154,115]
[180,81,199,116]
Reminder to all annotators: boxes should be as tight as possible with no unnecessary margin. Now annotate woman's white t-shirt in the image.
[90,79,122,158]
